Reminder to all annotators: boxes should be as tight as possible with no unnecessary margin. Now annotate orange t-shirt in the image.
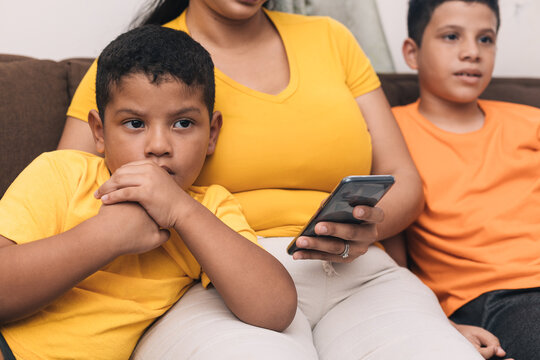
[394,100,540,316]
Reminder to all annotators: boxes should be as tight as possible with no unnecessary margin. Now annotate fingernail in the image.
[101,194,109,202]
[293,253,303,260]
[298,238,308,247]
[355,208,365,217]
[318,225,328,234]
[94,190,99,198]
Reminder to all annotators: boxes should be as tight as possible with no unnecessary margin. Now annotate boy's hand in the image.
[95,160,191,229]
[451,321,512,360]
[97,202,170,256]
[292,205,384,262]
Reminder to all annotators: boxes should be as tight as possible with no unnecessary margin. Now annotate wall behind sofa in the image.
[1,0,539,78]
[377,0,540,78]
[0,0,145,61]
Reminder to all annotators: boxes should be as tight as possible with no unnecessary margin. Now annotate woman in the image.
[57,0,481,358]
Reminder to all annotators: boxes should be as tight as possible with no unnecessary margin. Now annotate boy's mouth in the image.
[454,71,481,78]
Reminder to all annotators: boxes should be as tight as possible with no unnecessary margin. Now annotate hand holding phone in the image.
[287,175,394,255]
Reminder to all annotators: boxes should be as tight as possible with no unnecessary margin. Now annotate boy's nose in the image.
[145,128,172,157]
[459,38,480,61]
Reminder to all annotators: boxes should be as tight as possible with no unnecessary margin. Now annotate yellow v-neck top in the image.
[67,10,380,236]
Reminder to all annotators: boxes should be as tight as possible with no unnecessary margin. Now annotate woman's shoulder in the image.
[267,9,344,33]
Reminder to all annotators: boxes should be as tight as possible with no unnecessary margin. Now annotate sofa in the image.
[2,53,540,196]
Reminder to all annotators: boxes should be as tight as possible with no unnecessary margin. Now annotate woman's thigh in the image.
[259,238,410,326]
[131,283,317,360]
[260,237,482,360]
[313,266,482,360]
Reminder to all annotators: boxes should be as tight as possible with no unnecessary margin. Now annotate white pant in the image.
[132,238,482,359]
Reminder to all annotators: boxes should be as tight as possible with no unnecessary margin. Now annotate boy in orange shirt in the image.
[392,1,540,359]
[0,25,296,360]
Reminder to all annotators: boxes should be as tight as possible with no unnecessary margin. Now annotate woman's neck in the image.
[418,93,485,134]
[184,1,290,95]
[186,2,272,50]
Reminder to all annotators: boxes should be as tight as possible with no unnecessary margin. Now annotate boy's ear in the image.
[88,109,105,154]
[206,111,222,156]
[402,38,420,70]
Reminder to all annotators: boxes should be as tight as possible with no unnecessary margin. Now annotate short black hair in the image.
[96,25,215,120]
[407,0,500,46]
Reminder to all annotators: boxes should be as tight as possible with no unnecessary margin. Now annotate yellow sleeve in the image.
[66,59,98,122]
[212,189,258,245]
[0,153,70,243]
[327,18,380,98]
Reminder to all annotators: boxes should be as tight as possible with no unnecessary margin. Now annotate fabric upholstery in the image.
[0,56,89,195]
[0,54,539,196]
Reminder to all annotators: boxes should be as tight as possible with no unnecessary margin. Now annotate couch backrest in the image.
[0,55,93,196]
[1,55,540,196]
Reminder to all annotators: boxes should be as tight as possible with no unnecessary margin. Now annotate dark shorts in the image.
[0,331,15,360]
[450,287,540,360]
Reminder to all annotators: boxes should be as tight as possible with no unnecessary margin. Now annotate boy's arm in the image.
[97,161,297,332]
[0,203,169,324]
[450,320,511,360]
[174,195,297,331]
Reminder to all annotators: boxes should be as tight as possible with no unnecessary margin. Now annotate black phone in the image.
[286,175,395,255]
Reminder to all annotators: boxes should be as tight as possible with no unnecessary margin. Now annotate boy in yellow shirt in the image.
[0,25,296,360]
[392,0,540,359]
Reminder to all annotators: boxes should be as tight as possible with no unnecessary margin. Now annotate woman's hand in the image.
[292,205,384,262]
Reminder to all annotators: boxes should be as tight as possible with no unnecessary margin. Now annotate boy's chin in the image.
[435,87,487,105]
[450,92,485,105]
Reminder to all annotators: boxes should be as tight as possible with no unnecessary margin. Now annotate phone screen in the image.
[286,175,394,255]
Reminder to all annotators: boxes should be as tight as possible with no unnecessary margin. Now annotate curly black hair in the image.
[96,25,215,120]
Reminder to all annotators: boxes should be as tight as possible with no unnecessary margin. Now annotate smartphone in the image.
[286,175,395,255]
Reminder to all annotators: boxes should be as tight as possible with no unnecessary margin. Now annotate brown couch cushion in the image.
[61,58,94,99]
[481,78,540,108]
[0,58,72,194]
[379,74,420,107]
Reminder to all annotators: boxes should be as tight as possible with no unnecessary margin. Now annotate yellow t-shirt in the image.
[67,10,380,236]
[0,150,257,360]
[394,100,540,316]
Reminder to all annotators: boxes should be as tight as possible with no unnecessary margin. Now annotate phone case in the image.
[286,175,394,255]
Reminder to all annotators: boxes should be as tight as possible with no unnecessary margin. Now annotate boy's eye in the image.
[125,120,145,129]
[443,33,458,41]
[174,119,192,129]
[479,35,494,44]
